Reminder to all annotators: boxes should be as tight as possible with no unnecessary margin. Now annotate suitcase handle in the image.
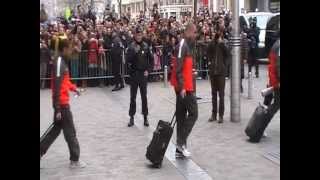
[40,122,55,143]
[170,111,177,128]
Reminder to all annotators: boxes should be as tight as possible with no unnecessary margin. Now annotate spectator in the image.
[110,32,125,91]
[70,34,82,86]
[98,39,106,87]
[87,32,99,86]
[40,40,51,89]
[40,4,48,23]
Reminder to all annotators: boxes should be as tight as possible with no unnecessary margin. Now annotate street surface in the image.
[40,64,280,180]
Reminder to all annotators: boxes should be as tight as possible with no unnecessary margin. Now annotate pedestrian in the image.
[266,39,280,121]
[247,17,260,78]
[110,32,125,91]
[126,27,154,127]
[170,23,198,158]
[240,31,249,93]
[207,16,230,123]
[40,37,86,169]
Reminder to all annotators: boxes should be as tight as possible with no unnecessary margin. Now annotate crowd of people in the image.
[40,3,260,91]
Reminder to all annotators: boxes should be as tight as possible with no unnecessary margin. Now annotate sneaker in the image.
[175,148,184,158]
[218,116,224,123]
[128,117,134,127]
[262,132,268,138]
[177,145,191,157]
[208,115,217,122]
[70,160,86,169]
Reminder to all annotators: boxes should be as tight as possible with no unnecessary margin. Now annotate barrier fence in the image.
[40,44,211,87]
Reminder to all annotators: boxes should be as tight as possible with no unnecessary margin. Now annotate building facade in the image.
[159,0,193,19]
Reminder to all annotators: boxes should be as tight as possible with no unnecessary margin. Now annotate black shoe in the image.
[196,96,202,100]
[128,117,134,127]
[218,116,224,123]
[144,116,149,127]
[120,84,124,89]
[208,115,217,122]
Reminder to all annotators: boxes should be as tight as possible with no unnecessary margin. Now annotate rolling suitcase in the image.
[40,122,54,144]
[146,112,176,168]
[245,103,271,143]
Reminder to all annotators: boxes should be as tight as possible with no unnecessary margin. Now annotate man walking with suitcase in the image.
[126,27,154,127]
[171,23,198,158]
[266,39,280,122]
[40,37,86,169]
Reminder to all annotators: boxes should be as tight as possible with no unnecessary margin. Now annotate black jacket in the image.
[110,34,124,63]
[40,46,51,63]
[126,40,154,75]
[103,34,113,49]
[207,39,230,76]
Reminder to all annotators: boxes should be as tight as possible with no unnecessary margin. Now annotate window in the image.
[256,15,270,29]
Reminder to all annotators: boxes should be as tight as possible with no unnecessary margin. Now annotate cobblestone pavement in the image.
[40,64,280,180]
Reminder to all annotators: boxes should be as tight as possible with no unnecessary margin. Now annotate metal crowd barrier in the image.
[40,43,212,86]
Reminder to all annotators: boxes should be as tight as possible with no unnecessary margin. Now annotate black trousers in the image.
[112,61,124,87]
[176,92,198,147]
[266,88,280,121]
[129,72,148,117]
[40,106,80,161]
[210,75,226,117]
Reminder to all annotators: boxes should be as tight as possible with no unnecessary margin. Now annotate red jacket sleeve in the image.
[68,77,77,91]
[268,51,279,89]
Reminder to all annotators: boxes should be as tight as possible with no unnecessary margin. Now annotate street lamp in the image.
[230,0,241,122]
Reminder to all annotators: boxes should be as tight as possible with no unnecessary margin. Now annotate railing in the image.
[40,44,211,87]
